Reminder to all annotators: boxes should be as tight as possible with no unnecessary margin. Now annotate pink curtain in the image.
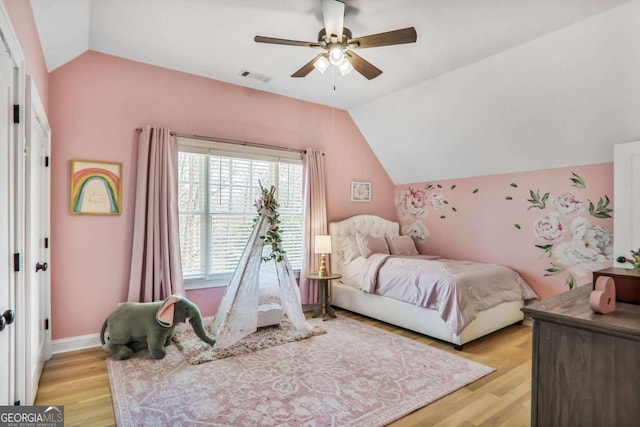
[299,149,328,304]
[127,126,185,302]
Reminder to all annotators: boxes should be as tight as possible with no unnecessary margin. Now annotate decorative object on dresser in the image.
[592,267,640,304]
[328,214,537,350]
[522,285,640,427]
[589,276,616,314]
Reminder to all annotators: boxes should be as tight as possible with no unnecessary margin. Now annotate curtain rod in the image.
[135,128,322,155]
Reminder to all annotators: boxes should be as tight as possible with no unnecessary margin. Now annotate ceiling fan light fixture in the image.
[328,47,345,65]
[338,58,353,76]
[313,55,330,74]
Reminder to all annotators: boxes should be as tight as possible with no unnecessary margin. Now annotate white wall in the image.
[350,0,640,184]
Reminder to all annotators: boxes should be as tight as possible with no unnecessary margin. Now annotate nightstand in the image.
[306,273,342,320]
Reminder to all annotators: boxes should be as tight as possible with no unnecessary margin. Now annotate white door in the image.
[614,141,640,267]
[0,30,16,407]
[24,78,51,405]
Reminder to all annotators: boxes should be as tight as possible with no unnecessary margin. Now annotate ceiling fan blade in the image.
[322,0,345,41]
[348,27,417,49]
[291,53,327,78]
[345,51,382,80]
[254,35,322,48]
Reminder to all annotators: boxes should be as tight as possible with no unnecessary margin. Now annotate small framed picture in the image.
[70,159,122,215]
[351,181,371,202]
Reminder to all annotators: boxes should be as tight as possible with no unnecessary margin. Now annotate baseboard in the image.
[52,316,219,355]
[52,333,102,354]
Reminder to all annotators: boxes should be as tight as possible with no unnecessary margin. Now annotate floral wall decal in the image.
[528,173,613,289]
[395,187,430,242]
[394,163,613,299]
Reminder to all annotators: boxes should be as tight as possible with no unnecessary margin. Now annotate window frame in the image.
[177,137,304,290]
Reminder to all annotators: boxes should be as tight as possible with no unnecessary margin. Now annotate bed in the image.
[328,215,537,349]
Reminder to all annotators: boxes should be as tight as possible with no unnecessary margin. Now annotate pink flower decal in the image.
[533,212,565,241]
[550,192,585,217]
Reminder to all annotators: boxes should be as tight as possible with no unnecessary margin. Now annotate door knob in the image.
[3,309,15,325]
[0,310,11,332]
[35,262,48,272]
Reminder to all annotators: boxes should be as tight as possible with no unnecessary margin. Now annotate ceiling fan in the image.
[254,0,417,80]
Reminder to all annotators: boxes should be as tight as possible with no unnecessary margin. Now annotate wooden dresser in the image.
[522,285,640,427]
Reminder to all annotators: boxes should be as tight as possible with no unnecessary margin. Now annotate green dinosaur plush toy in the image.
[100,294,216,360]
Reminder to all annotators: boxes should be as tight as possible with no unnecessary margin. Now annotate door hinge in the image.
[13,253,20,272]
[45,156,49,167]
[45,318,49,330]
[44,237,49,249]
[13,104,19,124]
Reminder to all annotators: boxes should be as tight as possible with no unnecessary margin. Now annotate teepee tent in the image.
[211,185,312,349]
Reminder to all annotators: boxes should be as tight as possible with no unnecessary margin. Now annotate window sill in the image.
[184,269,301,290]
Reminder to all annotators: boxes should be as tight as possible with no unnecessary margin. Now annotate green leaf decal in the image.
[437,184,442,189]
[544,263,565,276]
[566,274,576,289]
[514,224,521,229]
[451,184,457,190]
[473,189,479,194]
[452,207,457,212]
[510,183,518,187]
[527,189,549,210]
[424,184,434,190]
[570,172,586,189]
[505,196,513,200]
[588,195,613,218]
[443,200,449,204]
[440,215,446,219]
[535,244,553,258]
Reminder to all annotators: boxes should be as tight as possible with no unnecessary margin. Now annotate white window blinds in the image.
[177,137,303,287]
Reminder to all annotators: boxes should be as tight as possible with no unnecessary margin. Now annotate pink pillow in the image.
[385,235,419,256]
[356,231,390,258]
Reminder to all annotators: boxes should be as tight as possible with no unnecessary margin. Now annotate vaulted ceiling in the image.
[31,0,628,110]
[30,0,637,183]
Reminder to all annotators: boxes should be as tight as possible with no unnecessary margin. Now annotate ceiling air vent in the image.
[240,70,271,83]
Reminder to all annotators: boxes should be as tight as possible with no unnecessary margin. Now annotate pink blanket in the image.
[358,254,537,335]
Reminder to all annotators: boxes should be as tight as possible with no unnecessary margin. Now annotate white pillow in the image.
[385,235,419,256]
[340,236,361,264]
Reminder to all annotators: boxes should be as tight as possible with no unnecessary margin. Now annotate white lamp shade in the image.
[328,47,345,65]
[338,59,353,76]
[314,235,332,254]
[313,55,330,74]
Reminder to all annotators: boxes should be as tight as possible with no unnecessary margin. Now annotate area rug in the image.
[173,318,327,364]
[107,316,494,427]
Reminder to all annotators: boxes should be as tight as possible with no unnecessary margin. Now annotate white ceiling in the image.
[30,0,630,110]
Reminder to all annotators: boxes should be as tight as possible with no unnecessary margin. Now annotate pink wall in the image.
[395,163,614,299]
[3,0,48,112]
[48,51,395,340]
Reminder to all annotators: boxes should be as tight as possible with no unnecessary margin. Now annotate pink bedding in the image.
[357,254,537,335]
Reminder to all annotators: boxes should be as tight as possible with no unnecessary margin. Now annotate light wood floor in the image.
[35,309,532,426]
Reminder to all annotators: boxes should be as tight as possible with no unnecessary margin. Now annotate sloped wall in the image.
[351,0,640,184]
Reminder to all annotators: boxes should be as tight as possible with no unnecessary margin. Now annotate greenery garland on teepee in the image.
[254,182,286,263]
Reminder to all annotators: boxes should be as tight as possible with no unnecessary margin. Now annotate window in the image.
[177,138,304,288]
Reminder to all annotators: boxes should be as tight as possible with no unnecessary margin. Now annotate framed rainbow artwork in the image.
[71,160,122,215]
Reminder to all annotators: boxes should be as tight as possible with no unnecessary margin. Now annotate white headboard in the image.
[328,215,399,274]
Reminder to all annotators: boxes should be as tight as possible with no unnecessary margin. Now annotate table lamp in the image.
[314,235,332,277]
